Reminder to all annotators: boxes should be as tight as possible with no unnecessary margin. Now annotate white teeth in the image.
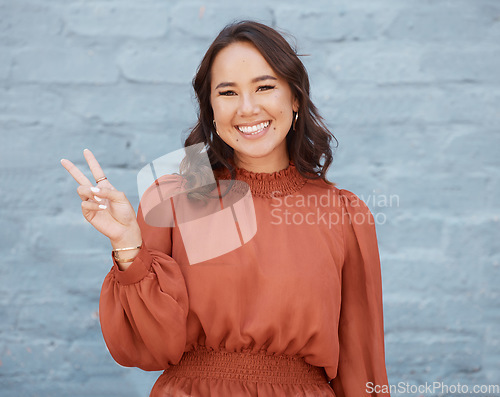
[237,121,270,135]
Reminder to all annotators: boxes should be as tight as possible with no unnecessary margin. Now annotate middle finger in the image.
[83,149,106,183]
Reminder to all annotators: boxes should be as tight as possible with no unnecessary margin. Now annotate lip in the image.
[234,120,271,140]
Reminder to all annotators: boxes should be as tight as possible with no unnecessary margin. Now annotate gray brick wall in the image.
[1,0,499,396]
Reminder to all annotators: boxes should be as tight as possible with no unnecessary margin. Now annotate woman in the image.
[61,20,391,397]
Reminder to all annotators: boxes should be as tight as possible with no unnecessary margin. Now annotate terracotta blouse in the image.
[99,160,391,396]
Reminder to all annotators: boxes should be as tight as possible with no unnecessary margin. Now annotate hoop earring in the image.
[293,112,299,131]
[213,120,220,137]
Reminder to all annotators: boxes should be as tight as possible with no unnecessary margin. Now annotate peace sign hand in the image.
[61,149,142,251]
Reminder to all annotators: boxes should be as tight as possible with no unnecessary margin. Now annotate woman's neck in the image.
[233,152,290,174]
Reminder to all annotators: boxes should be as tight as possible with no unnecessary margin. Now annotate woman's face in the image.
[210,41,298,171]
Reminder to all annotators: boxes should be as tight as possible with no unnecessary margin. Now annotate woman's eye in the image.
[218,86,275,96]
[219,90,236,96]
[257,85,276,92]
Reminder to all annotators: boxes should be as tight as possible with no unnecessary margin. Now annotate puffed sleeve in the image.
[98,175,189,371]
[330,189,391,397]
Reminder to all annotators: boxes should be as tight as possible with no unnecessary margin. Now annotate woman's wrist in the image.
[110,225,142,251]
[110,226,142,270]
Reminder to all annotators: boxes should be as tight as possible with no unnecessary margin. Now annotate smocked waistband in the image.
[162,347,329,385]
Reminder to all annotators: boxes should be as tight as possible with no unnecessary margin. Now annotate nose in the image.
[237,92,260,117]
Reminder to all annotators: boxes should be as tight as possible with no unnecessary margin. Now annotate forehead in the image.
[210,42,276,85]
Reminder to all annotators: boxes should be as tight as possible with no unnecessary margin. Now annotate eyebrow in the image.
[215,75,278,90]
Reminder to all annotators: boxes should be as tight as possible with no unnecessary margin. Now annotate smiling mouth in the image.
[236,121,270,135]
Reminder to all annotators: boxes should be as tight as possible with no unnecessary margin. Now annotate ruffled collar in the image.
[213,158,308,198]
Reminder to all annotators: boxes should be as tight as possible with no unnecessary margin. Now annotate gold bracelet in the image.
[112,242,142,252]
[113,251,139,263]
[113,242,142,263]
[114,255,136,263]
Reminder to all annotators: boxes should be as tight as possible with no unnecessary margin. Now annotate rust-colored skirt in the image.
[150,347,336,397]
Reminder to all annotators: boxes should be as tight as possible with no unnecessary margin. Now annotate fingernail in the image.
[90,187,100,193]
[99,204,107,209]
[94,196,102,202]
[84,148,89,152]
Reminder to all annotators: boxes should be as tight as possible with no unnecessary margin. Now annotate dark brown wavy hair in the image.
[181,20,338,199]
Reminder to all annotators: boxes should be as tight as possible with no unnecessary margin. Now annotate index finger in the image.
[60,158,93,186]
